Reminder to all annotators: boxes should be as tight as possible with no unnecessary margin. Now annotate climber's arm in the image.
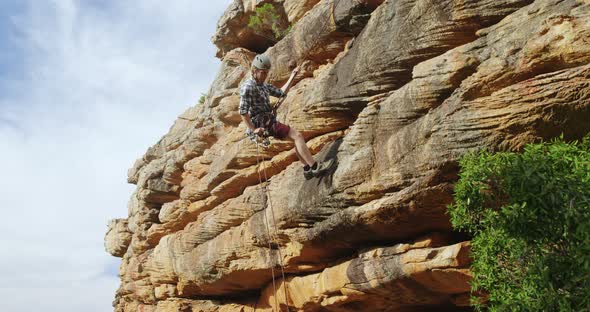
[240,114,264,136]
[240,114,256,131]
[281,65,300,94]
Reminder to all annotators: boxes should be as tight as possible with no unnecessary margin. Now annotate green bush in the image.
[248,3,291,42]
[449,135,590,311]
[198,93,207,105]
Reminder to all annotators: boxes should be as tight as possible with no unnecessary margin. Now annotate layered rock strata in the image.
[107,0,590,311]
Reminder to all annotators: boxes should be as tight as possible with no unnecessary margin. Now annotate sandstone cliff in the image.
[105,0,590,311]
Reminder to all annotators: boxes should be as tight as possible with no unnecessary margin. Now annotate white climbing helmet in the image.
[252,54,271,70]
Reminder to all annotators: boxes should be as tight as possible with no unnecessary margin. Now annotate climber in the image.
[239,54,333,180]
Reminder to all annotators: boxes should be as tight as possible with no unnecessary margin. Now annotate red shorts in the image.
[270,121,291,139]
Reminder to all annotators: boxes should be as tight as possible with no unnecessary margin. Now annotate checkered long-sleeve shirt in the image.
[239,78,285,128]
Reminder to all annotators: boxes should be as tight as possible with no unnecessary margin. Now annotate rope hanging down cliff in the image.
[254,140,291,311]
[243,2,344,310]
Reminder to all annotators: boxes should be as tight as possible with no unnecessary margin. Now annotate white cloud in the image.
[0,1,231,311]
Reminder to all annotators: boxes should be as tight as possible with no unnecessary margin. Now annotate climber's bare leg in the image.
[287,128,315,166]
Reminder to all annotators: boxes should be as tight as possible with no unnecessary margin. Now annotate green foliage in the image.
[449,135,590,311]
[198,93,207,105]
[247,3,291,42]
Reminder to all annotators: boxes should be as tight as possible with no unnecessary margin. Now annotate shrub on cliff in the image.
[248,3,291,42]
[449,135,590,311]
[198,93,207,105]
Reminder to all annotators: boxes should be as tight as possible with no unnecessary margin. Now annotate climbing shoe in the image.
[303,166,314,180]
[312,159,334,178]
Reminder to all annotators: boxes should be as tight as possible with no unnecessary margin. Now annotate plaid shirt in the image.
[239,78,285,128]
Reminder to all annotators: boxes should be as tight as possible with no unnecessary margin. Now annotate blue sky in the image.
[0,1,231,311]
[0,2,25,101]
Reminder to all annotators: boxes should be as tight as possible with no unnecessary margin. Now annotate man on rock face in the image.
[239,54,333,180]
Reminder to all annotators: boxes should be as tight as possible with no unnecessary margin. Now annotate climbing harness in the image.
[246,113,275,147]
[248,111,276,147]
[248,129,272,147]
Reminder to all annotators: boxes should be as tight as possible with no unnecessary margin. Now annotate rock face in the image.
[106,0,590,311]
[105,219,132,258]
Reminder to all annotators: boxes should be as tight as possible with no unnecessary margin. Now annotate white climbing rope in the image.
[254,139,291,312]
